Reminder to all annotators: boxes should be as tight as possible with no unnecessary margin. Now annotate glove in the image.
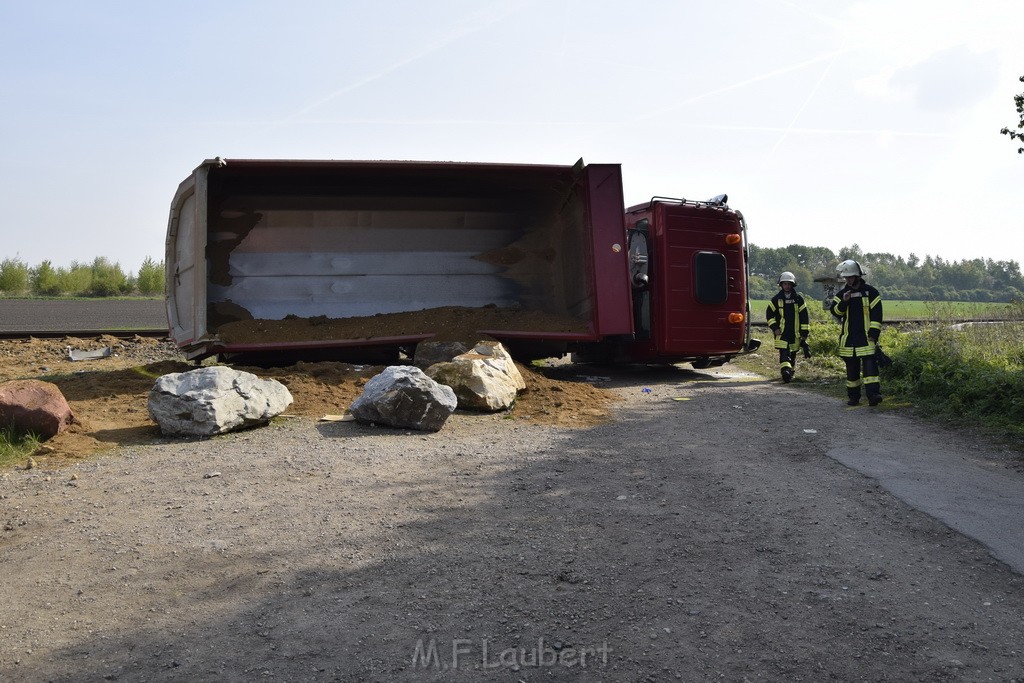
[800,340,812,359]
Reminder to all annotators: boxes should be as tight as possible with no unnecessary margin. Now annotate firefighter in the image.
[765,271,809,383]
[831,259,883,406]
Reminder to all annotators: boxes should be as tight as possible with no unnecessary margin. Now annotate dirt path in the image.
[2,363,1024,682]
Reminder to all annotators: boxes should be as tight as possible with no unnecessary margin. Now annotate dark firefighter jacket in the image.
[831,280,883,357]
[765,291,809,345]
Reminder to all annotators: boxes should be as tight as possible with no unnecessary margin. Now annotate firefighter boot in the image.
[868,392,884,407]
[780,350,794,383]
[846,388,861,407]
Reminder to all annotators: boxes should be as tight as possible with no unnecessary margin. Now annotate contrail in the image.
[219,117,953,138]
[634,48,849,122]
[669,123,951,138]
[768,48,841,157]
[287,2,533,120]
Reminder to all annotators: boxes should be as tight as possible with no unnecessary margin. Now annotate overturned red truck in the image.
[165,158,760,365]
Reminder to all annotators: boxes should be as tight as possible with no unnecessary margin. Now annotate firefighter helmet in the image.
[778,271,796,285]
[837,259,864,278]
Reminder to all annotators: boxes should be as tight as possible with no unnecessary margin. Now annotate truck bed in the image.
[166,159,633,359]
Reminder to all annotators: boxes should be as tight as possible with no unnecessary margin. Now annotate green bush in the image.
[0,257,30,295]
[136,257,165,296]
[61,261,94,296]
[884,323,1024,438]
[87,257,130,297]
[31,260,64,296]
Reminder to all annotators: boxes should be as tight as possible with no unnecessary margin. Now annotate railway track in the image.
[0,328,169,340]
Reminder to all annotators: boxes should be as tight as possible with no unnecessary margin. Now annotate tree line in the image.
[0,256,165,297]
[2,247,1023,303]
[748,244,1024,302]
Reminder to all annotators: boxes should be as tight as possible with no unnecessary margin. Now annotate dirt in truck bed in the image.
[212,305,591,344]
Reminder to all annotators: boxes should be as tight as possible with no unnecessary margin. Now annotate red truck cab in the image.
[574,195,757,366]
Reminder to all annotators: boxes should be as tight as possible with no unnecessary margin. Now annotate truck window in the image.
[694,251,728,305]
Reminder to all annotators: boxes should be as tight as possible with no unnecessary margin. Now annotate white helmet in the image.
[837,259,864,278]
[778,271,796,285]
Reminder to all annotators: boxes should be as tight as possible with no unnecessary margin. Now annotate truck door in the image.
[582,164,633,336]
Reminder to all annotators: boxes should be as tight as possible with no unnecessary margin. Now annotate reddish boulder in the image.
[0,380,74,441]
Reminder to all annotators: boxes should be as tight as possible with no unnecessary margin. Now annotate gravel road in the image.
[0,299,167,332]
[2,364,1023,682]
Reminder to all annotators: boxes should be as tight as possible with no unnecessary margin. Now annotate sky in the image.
[1,0,1022,276]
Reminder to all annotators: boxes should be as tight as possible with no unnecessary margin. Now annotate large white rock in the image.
[426,341,525,412]
[349,365,457,432]
[148,366,293,436]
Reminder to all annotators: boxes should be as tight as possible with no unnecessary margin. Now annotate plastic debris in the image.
[319,414,354,422]
[67,346,112,361]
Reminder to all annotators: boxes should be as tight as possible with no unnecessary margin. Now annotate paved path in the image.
[828,428,1024,573]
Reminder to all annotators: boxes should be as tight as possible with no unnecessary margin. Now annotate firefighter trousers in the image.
[777,347,797,372]
[775,339,798,371]
[844,354,880,402]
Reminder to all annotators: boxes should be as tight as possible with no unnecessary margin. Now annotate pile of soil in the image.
[214,305,591,344]
[0,334,617,467]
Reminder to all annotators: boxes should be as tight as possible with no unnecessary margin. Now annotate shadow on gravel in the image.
[537,362,776,392]
[21,385,1016,683]
[45,362,192,402]
[90,425,163,444]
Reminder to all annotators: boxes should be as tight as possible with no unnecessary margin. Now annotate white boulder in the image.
[426,341,525,412]
[148,366,293,436]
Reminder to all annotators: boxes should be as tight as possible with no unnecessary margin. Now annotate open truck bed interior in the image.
[166,159,633,360]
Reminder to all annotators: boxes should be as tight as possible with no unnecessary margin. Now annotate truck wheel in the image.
[691,357,712,369]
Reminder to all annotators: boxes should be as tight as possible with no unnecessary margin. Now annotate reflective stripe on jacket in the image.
[766,291,809,344]
[831,281,883,356]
